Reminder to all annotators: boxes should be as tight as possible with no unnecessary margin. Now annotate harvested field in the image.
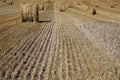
[0,0,120,80]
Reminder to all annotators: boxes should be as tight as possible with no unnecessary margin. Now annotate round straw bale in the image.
[91,8,96,15]
[67,1,73,8]
[28,4,34,22]
[21,3,27,22]
[44,0,50,3]
[110,5,115,8]
[2,0,6,3]
[21,3,39,22]
[59,2,65,12]
[43,3,49,11]
[32,4,39,22]
[39,4,44,11]
[77,2,81,5]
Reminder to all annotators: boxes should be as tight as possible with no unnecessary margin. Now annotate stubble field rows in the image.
[0,1,120,80]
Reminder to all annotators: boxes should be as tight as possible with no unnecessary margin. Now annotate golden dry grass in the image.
[21,3,39,22]
[0,0,120,80]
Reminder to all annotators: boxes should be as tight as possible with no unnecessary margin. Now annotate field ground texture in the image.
[0,0,120,80]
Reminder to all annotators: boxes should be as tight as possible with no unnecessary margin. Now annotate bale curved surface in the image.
[59,3,65,12]
[91,8,96,15]
[21,3,39,22]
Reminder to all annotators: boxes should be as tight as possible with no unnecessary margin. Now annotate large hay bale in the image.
[77,2,81,5]
[54,1,60,11]
[59,3,65,12]
[91,8,96,15]
[21,3,39,22]
[21,4,27,22]
[9,1,13,5]
[28,4,34,22]
[39,0,50,11]
[110,5,115,8]
[39,0,50,5]
[43,3,49,11]
[2,0,6,3]
[95,5,100,8]
[39,4,44,11]
[32,4,39,22]
[60,6,65,12]
[67,1,73,8]
[44,0,50,3]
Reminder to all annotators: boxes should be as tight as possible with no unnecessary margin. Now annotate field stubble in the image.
[0,1,120,80]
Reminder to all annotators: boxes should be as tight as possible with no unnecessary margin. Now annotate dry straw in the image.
[60,8,65,12]
[44,0,51,3]
[21,3,39,22]
[67,1,73,8]
[39,4,44,11]
[60,3,65,12]
[43,3,49,11]
[91,8,96,15]
[2,0,6,3]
